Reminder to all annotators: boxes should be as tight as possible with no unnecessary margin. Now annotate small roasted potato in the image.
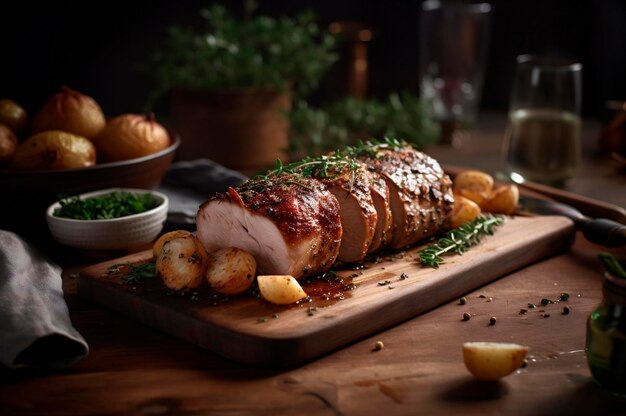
[453,170,494,194]
[206,247,257,295]
[463,342,529,381]
[450,194,482,228]
[458,188,489,209]
[0,124,18,165]
[482,184,519,215]
[10,130,96,170]
[156,235,208,290]
[257,275,308,305]
[152,230,192,257]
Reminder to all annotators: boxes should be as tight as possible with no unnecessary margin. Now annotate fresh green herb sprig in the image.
[112,262,157,285]
[256,137,406,182]
[54,192,160,220]
[418,214,505,268]
[342,137,406,159]
[268,151,360,179]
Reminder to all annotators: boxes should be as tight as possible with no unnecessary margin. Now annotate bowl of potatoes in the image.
[0,88,179,237]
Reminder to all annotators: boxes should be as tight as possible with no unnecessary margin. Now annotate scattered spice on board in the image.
[256,317,269,324]
[519,308,528,315]
[378,280,392,286]
[399,273,409,281]
[462,313,471,321]
[489,317,497,326]
[540,298,553,306]
[562,306,571,315]
[307,306,318,316]
[373,341,384,351]
[559,293,570,301]
[459,297,467,305]
[527,303,536,309]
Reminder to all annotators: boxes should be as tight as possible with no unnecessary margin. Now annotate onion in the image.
[93,113,170,162]
[30,86,106,139]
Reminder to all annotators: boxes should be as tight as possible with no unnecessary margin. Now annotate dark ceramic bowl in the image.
[0,134,180,239]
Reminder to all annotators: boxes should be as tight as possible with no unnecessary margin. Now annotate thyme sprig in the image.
[343,137,406,158]
[418,214,505,268]
[264,151,360,180]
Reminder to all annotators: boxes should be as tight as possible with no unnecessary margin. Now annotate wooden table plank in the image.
[1,236,624,415]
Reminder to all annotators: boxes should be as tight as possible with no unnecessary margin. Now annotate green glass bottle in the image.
[586,269,626,396]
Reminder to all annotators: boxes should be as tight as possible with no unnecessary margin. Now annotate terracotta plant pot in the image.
[171,88,291,175]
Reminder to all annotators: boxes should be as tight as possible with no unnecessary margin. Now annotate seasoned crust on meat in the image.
[196,174,342,279]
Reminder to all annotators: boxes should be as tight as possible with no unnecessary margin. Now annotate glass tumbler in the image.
[503,55,583,187]
[419,0,492,144]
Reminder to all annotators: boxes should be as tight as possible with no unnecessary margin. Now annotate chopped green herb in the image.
[418,215,505,269]
[54,191,160,220]
[117,262,157,285]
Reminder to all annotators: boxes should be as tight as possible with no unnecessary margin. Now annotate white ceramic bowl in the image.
[46,188,169,250]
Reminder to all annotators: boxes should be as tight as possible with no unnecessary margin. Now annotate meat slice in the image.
[358,146,454,249]
[365,170,394,254]
[196,174,342,279]
[318,164,377,263]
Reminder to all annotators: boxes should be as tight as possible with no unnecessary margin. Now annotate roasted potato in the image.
[453,170,494,194]
[482,184,519,215]
[206,247,257,295]
[152,230,193,257]
[10,130,96,170]
[0,123,18,165]
[257,275,308,305]
[156,235,208,290]
[463,341,529,381]
[450,194,482,228]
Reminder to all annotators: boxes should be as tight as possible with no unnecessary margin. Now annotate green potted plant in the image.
[287,92,441,159]
[148,2,337,174]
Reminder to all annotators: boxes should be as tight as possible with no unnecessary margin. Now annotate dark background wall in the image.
[1,0,624,122]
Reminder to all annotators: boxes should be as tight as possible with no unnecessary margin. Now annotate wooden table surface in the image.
[1,112,625,415]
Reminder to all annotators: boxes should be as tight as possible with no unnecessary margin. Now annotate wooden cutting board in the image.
[78,215,574,367]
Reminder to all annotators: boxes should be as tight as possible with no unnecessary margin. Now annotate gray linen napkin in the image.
[158,159,248,226]
[0,230,88,369]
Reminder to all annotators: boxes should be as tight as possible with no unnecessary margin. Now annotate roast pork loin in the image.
[196,174,342,279]
[358,146,454,249]
[365,170,393,254]
[318,164,377,263]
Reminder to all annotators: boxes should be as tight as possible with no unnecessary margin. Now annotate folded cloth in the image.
[0,231,88,369]
[158,159,247,225]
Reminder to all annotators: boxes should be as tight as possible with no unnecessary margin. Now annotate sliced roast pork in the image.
[317,164,377,263]
[365,170,393,254]
[358,146,454,249]
[196,174,342,279]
